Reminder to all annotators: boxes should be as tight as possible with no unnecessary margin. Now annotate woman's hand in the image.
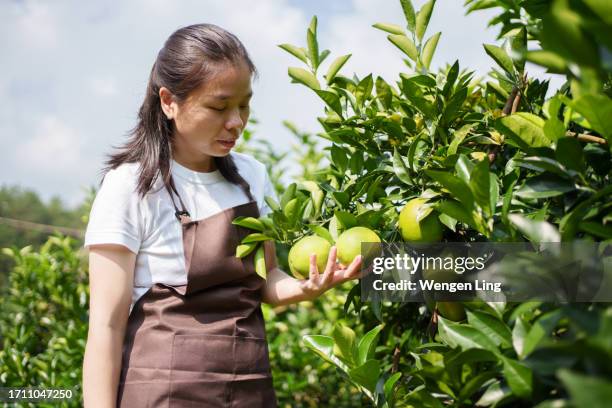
[299,246,363,300]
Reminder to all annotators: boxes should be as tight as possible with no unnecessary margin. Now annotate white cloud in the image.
[15,115,83,173]
[90,76,119,97]
[14,1,60,49]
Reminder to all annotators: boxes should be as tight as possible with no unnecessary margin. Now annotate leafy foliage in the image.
[268,0,612,406]
[0,236,88,407]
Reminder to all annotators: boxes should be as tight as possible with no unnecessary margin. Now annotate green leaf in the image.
[357,324,384,365]
[502,356,532,399]
[331,145,349,172]
[541,1,599,68]
[583,0,612,25]
[520,310,562,359]
[308,224,334,244]
[334,210,358,230]
[556,137,585,173]
[332,323,357,365]
[443,60,460,97]
[241,233,273,244]
[319,49,331,65]
[560,185,612,240]
[448,124,473,156]
[455,153,475,183]
[484,44,515,75]
[288,67,320,90]
[425,170,474,211]
[254,244,267,279]
[489,173,499,217]
[232,216,265,231]
[384,372,402,401]
[469,159,491,215]
[375,76,393,108]
[476,380,511,406]
[569,94,612,143]
[467,310,512,348]
[278,43,308,64]
[579,222,612,239]
[236,242,257,258]
[307,16,319,68]
[508,214,560,243]
[459,370,499,401]
[325,54,351,84]
[435,200,481,232]
[515,175,575,199]
[496,113,552,149]
[264,195,280,212]
[400,0,416,32]
[525,50,568,74]
[421,32,441,70]
[283,198,300,226]
[349,360,380,393]
[558,369,612,408]
[281,183,297,208]
[372,22,405,35]
[355,74,374,106]
[512,317,529,358]
[303,335,348,370]
[388,34,418,61]
[314,89,343,116]
[393,148,412,186]
[437,316,499,352]
[415,0,436,42]
[513,156,575,179]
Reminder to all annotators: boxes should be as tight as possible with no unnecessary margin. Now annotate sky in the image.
[0,0,563,209]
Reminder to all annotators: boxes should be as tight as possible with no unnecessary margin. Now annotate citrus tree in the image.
[0,236,88,407]
[233,0,612,406]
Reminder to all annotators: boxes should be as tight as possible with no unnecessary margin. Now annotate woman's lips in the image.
[218,140,236,148]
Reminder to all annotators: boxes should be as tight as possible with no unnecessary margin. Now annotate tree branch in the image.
[566,131,608,145]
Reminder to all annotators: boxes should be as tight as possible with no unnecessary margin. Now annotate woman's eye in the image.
[210,106,226,112]
[240,105,250,110]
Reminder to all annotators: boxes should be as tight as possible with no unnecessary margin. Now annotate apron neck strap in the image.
[164,175,190,222]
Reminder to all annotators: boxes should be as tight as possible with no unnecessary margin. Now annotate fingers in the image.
[343,255,363,281]
[321,246,337,286]
[309,253,319,281]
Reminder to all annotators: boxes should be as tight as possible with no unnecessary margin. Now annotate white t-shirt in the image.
[83,151,277,316]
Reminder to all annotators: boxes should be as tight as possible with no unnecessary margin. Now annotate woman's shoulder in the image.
[231,151,267,179]
[99,162,144,197]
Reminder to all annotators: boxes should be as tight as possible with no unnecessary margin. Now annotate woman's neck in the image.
[172,154,218,173]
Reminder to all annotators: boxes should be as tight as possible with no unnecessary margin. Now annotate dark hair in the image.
[101,23,257,201]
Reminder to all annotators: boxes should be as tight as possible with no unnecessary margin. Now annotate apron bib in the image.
[116,177,277,407]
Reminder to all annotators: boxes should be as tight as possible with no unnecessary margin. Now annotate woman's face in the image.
[161,61,253,172]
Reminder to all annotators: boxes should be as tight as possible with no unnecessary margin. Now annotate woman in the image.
[81,24,362,407]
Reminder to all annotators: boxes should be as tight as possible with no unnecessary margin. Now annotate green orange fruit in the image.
[398,198,444,242]
[288,235,331,279]
[336,226,381,266]
[436,302,466,322]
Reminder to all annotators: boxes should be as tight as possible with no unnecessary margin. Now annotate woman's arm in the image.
[261,241,363,306]
[82,244,135,408]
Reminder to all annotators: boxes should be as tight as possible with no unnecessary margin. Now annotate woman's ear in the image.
[159,87,177,120]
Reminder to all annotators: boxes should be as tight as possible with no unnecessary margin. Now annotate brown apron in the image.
[116,177,278,407]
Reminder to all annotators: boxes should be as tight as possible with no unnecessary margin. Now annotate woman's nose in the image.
[225,108,244,131]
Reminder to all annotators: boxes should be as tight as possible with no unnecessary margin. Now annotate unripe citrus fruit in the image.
[336,226,381,266]
[288,235,331,279]
[389,112,402,123]
[437,301,466,322]
[398,198,443,242]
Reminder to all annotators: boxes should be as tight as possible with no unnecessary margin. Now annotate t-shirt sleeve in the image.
[83,165,144,254]
[259,166,277,217]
